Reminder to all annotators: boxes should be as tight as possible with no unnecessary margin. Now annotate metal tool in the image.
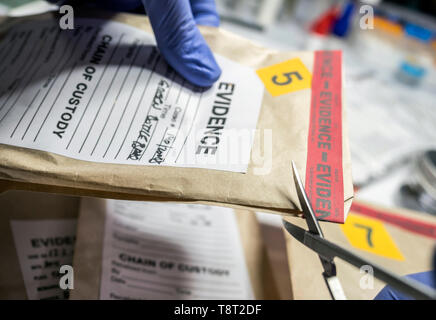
[283,161,436,300]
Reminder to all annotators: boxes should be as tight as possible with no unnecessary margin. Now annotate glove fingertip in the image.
[184,34,222,87]
[191,58,222,87]
[160,40,222,88]
[174,59,221,88]
[194,14,220,27]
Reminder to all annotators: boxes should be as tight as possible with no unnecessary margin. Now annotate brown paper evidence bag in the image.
[0,12,353,222]
[0,190,279,299]
[70,200,280,300]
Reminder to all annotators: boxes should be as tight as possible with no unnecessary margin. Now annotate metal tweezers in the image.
[283,161,436,300]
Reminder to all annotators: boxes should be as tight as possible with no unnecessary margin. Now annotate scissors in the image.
[283,161,436,300]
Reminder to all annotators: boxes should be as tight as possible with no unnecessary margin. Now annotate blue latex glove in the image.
[374,271,436,300]
[375,252,436,300]
[141,0,221,87]
[53,0,222,87]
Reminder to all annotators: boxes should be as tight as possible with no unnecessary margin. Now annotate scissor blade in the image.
[282,220,331,260]
[284,220,346,299]
[283,219,338,279]
[283,220,436,300]
[282,219,306,244]
[291,161,324,237]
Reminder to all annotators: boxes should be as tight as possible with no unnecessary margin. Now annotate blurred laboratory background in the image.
[214,0,436,215]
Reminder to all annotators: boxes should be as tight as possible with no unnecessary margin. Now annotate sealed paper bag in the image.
[0,11,352,223]
[70,198,279,300]
[0,190,79,299]
[284,201,436,299]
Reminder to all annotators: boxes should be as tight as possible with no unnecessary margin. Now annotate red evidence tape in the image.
[305,51,344,223]
[351,202,436,240]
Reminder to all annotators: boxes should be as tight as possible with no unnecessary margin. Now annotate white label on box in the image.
[97,199,254,299]
[10,219,77,300]
[0,18,264,172]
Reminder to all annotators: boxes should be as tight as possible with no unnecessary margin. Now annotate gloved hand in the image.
[374,252,436,300]
[374,270,436,300]
[141,0,221,87]
[53,0,222,87]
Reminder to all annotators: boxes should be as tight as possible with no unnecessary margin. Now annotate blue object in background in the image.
[396,60,427,86]
[400,61,426,78]
[332,1,355,37]
[404,23,434,43]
